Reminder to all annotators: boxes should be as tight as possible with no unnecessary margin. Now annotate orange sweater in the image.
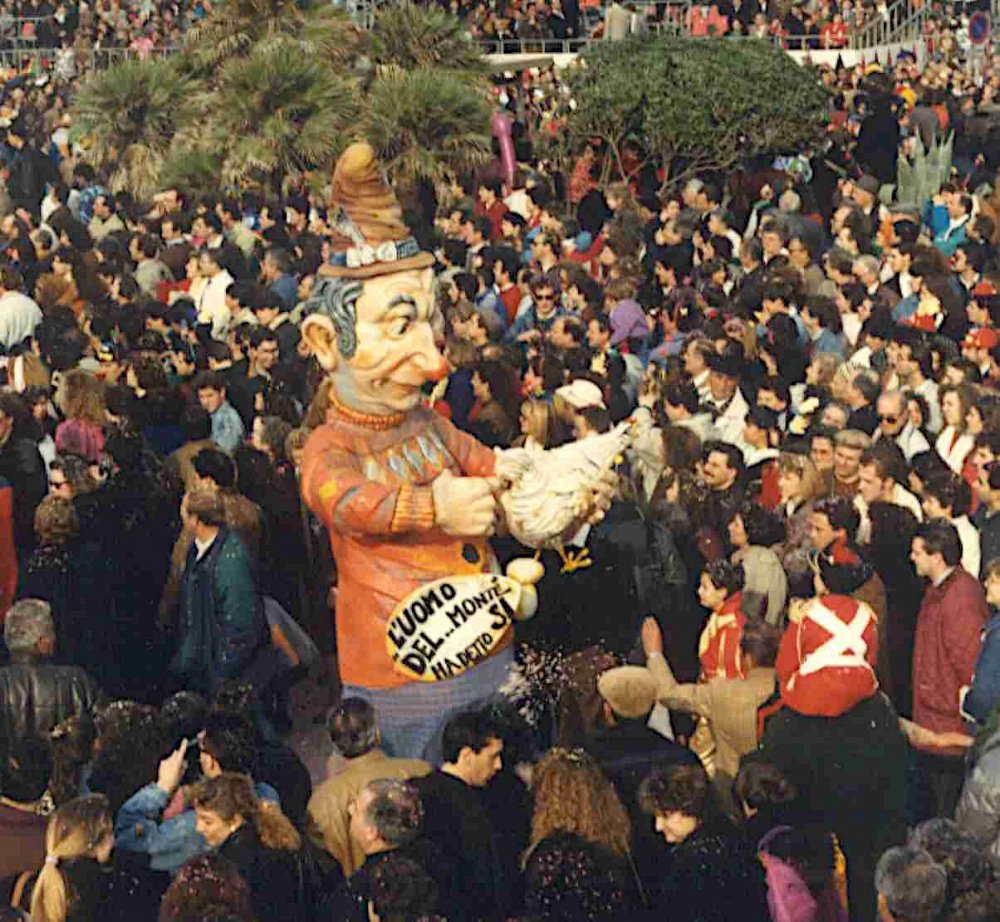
[301,404,505,689]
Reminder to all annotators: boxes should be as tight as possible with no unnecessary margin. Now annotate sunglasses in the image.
[879,414,900,423]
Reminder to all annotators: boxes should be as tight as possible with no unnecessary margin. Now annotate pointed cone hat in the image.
[325,142,434,279]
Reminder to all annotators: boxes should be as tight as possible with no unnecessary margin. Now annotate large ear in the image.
[301,314,340,372]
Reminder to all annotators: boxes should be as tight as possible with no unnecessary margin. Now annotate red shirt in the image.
[699,591,746,680]
[498,285,521,325]
[475,199,508,242]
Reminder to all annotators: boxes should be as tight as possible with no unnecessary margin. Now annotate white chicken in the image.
[494,420,634,574]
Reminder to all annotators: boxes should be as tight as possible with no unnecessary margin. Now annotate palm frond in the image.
[362,67,491,187]
[211,41,360,192]
[71,58,196,197]
[371,3,486,75]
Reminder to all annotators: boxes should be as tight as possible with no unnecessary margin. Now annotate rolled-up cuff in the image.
[391,483,436,534]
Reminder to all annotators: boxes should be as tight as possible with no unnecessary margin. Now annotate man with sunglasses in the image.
[874,390,930,461]
[505,271,565,344]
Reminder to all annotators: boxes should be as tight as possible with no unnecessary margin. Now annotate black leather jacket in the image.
[0,655,102,758]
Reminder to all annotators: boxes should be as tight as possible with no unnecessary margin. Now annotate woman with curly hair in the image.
[638,763,769,922]
[527,748,632,860]
[191,772,307,922]
[522,748,641,911]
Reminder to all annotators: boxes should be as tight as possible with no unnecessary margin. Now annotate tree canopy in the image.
[566,37,830,191]
[70,1,490,199]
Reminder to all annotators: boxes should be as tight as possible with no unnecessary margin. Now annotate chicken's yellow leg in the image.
[556,544,592,574]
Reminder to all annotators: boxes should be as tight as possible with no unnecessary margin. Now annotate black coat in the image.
[0,655,101,763]
[657,820,770,922]
[0,431,45,554]
[6,144,55,212]
[747,692,908,922]
[585,719,699,904]
[218,822,309,922]
[15,856,167,922]
[414,770,505,922]
[18,540,102,671]
[521,502,689,658]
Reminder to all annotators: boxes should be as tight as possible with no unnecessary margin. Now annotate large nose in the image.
[410,327,450,383]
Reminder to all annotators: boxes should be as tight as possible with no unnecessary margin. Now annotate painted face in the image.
[306,268,448,415]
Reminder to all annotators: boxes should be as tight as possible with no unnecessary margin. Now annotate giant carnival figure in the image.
[300,144,622,759]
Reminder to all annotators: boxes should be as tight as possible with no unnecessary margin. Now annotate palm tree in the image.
[186,0,363,67]
[212,41,360,194]
[71,58,196,199]
[363,67,491,189]
[370,3,486,75]
[159,146,225,199]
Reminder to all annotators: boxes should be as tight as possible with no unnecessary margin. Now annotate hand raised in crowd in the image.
[641,616,664,657]
[155,738,189,796]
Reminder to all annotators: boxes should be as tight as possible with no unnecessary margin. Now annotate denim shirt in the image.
[963,610,1000,726]
[115,779,278,873]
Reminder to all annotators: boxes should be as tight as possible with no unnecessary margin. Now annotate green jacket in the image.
[174,527,266,693]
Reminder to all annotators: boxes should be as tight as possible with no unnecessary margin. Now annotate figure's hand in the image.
[583,468,617,526]
[642,616,664,656]
[432,470,499,537]
[900,719,973,750]
[156,739,188,795]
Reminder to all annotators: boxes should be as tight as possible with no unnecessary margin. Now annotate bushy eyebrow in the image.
[388,295,417,310]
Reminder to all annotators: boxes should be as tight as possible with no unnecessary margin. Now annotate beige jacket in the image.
[306,748,431,875]
[647,653,776,786]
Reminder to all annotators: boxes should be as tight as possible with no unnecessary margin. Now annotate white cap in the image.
[556,379,606,411]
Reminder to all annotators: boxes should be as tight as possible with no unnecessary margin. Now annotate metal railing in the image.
[0,45,173,71]
[849,0,927,48]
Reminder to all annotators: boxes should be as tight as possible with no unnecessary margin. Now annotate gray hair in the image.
[874,847,947,922]
[328,697,379,758]
[4,599,55,653]
[305,276,364,359]
[778,189,802,213]
[362,779,424,847]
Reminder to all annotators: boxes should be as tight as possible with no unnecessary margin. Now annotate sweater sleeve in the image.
[301,440,435,538]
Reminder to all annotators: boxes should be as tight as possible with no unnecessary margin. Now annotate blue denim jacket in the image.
[115,779,278,873]
[963,610,1000,726]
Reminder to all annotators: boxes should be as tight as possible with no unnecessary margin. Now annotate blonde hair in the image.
[809,353,839,389]
[528,749,631,859]
[60,369,106,428]
[34,495,79,545]
[31,795,112,922]
[190,773,300,851]
[519,397,565,449]
[777,452,821,503]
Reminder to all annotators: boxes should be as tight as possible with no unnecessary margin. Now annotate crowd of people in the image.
[0,4,999,922]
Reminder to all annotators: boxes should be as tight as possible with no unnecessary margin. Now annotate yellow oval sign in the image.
[386,574,520,682]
